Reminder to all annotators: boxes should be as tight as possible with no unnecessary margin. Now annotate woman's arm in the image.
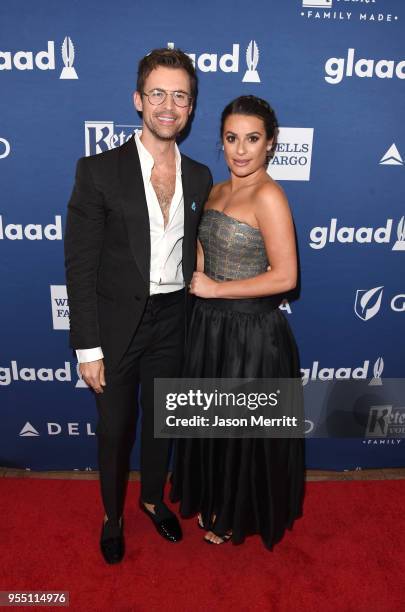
[196,239,205,272]
[190,182,297,299]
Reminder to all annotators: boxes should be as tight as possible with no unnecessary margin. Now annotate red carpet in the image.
[0,478,404,612]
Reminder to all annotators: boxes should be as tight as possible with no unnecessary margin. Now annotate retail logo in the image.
[0,215,62,240]
[0,36,78,78]
[19,422,40,437]
[309,217,405,251]
[354,287,405,320]
[366,405,405,438]
[0,361,72,386]
[167,40,261,82]
[325,49,405,84]
[379,143,404,166]
[301,1,399,24]
[301,357,384,387]
[19,422,95,437]
[84,121,140,156]
[0,137,10,159]
[50,285,69,330]
[268,127,314,181]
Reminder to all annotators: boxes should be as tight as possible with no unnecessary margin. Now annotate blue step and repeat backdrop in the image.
[1,0,404,471]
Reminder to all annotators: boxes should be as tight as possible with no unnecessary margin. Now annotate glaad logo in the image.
[60,36,78,79]
[50,285,69,330]
[243,41,260,83]
[301,357,383,386]
[0,36,78,79]
[325,49,405,84]
[19,422,40,437]
[0,137,10,159]
[167,41,261,82]
[309,217,405,251]
[268,128,314,181]
[0,361,72,386]
[19,422,96,437]
[0,215,62,240]
[369,357,384,387]
[379,143,404,166]
[84,122,140,156]
[76,364,89,389]
[366,406,405,438]
[354,287,405,320]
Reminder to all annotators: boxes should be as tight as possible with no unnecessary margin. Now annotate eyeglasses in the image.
[142,88,193,108]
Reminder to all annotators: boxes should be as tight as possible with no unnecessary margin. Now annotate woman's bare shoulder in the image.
[205,180,230,208]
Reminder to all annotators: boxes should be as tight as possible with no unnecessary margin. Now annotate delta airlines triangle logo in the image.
[379,143,404,166]
[19,422,40,437]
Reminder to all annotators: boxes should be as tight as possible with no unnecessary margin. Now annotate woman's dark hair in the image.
[220,95,279,162]
[137,48,197,99]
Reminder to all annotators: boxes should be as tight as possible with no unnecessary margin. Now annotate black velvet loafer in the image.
[139,500,182,543]
[100,517,124,564]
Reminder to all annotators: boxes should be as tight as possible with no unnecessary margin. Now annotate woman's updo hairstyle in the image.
[220,95,279,164]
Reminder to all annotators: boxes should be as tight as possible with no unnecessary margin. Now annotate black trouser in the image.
[95,289,185,523]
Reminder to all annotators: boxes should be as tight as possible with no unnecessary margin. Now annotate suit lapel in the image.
[119,136,150,285]
[181,156,201,284]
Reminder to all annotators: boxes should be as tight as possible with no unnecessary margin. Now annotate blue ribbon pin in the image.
[191,201,196,212]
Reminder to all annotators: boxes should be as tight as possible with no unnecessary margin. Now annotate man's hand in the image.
[79,359,106,394]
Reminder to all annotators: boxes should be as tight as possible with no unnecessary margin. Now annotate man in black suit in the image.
[64,48,212,564]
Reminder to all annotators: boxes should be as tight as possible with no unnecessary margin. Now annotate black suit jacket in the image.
[64,135,213,367]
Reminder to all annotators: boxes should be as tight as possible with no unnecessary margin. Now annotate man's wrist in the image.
[76,347,104,364]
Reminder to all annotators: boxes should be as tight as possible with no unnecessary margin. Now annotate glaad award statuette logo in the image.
[369,357,384,387]
[60,36,78,80]
[393,217,405,251]
[242,40,260,83]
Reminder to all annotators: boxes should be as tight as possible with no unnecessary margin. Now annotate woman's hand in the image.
[189,271,219,298]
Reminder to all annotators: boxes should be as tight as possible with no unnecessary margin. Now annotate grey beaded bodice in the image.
[198,209,269,281]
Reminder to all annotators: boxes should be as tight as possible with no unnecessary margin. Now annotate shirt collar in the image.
[134,129,182,176]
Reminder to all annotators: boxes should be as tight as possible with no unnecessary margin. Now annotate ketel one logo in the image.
[354,287,405,320]
[0,36,78,79]
[366,405,405,438]
[167,40,261,82]
[302,0,332,7]
[84,122,139,156]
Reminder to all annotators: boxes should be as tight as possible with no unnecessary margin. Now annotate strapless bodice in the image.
[198,209,269,281]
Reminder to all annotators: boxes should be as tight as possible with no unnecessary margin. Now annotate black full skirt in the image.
[170,296,305,550]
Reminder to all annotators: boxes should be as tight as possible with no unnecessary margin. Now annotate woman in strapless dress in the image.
[170,95,305,549]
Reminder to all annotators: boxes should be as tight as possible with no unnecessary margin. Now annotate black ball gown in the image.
[170,209,305,549]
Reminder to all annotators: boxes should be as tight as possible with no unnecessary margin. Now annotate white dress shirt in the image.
[76,130,185,364]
